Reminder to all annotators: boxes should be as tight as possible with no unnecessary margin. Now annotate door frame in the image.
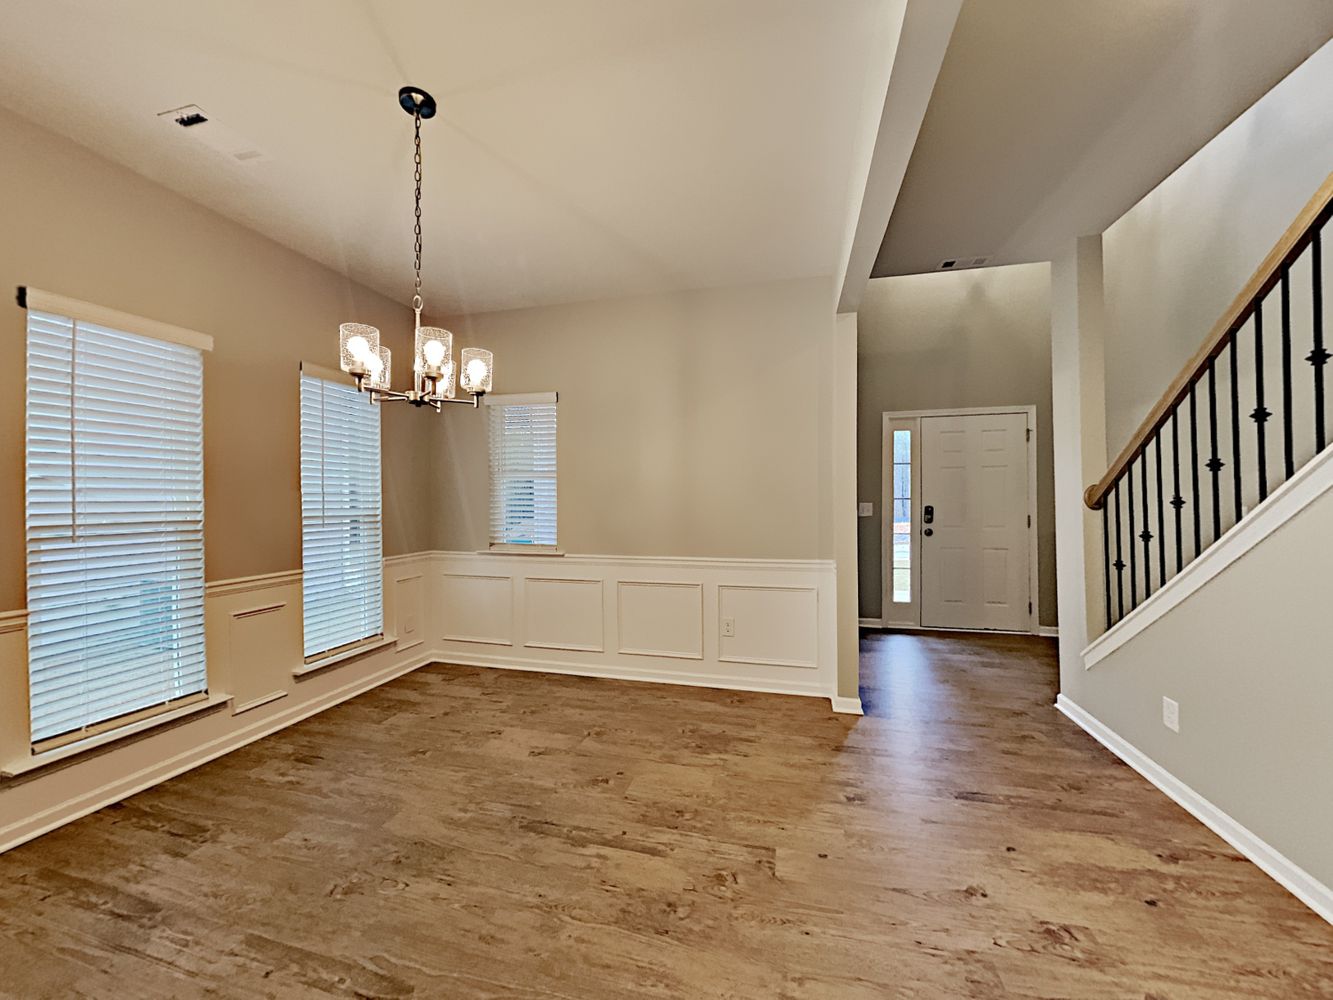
[880,405,1040,635]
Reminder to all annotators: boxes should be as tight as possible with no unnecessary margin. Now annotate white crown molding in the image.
[1057,694,1332,926]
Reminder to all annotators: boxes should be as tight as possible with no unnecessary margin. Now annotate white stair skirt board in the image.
[1056,694,1333,927]
[1084,442,1333,668]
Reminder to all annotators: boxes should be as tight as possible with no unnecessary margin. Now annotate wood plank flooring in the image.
[0,632,1330,998]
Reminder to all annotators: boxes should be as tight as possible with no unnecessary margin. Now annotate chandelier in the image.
[337,86,493,410]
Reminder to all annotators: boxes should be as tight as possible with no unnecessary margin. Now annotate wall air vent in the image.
[937,256,990,271]
[156,104,269,163]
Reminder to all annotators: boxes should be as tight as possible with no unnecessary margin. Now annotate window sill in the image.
[479,546,565,556]
[293,635,396,678]
[1,693,233,779]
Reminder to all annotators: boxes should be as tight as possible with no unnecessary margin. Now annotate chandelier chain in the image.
[412,110,423,313]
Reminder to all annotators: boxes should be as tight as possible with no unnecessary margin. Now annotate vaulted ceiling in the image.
[0,0,902,315]
[873,0,1333,278]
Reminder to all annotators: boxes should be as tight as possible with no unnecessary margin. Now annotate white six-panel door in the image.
[919,412,1031,631]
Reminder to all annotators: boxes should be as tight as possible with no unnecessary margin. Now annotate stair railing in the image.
[1085,171,1333,629]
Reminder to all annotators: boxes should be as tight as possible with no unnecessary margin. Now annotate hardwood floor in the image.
[1,633,1330,998]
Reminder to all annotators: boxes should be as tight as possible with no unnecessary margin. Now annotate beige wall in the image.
[1103,41,1333,455]
[0,106,437,610]
[856,262,1056,626]
[429,277,837,561]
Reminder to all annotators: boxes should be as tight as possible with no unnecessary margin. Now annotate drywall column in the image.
[1050,235,1108,697]
[833,312,863,711]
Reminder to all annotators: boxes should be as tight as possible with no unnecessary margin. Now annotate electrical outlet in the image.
[1162,696,1180,733]
[721,617,736,638]
[858,502,874,517]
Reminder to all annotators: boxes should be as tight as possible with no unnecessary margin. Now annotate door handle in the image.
[923,527,933,537]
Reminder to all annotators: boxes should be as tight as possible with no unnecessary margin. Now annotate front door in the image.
[919,412,1030,631]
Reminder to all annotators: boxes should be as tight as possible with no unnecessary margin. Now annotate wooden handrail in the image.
[1085,171,1333,510]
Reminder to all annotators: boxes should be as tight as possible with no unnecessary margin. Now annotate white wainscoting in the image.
[0,550,842,855]
[427,552,837,700]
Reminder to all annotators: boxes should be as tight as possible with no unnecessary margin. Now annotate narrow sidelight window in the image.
[891,428,912,602]
[487,394,558,548]
[299,372,383,658]
[25,310,207,745]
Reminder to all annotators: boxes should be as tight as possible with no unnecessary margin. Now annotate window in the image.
[487,394,558,547]
[300,371,383,658]
[891,428,912,603]
[25,309,207,745]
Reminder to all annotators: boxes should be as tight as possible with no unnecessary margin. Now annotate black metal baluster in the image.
[1171,410,1184,575]
[1139,453,1152,599]
[1252,300,1270,502]
[1189,383,1201,558]
[1155,433,1166,589]
[1280,269,1294,480]
[1207,363,1223,543]
[1310,230,1328,452]
[1102,504,1112,630]
[1229,333,1243,522]
[1113,482,1124,621]
[1127,462,1138,609]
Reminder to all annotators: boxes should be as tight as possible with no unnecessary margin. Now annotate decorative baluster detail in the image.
[1280,269,1294,480]
[1206,363,1223,544]
[1102,504,1112,630]
[1139,452,1152,599]
[1113,482,1124,621]
[1189,383,1201,559]
[1155,433,1166,589]
[1251,300,1270,502]
[1229,333,1243,523]
[1171,410,1184,575]
[1310,229,1328,452]
[1127,462,1138,609]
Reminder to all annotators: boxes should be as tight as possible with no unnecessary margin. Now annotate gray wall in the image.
[857,262,1056,627]
[0,106,437,611]
[429,278,838,560]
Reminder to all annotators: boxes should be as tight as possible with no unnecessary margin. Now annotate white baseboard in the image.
[858,617,883,629]
[1037,626,1059,638]
[1056,694,1333,926]
[0,652,436,855]
[432,648,828,701]
[830,696,864,715]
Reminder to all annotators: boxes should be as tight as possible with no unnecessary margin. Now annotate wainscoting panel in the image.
[430,552,836,699]
[617,581,704,659]
[0,550,840,857]
[524,577,604,652]
[717,585,819,669]
[438,573,513,645]
[227,600,294,714]
[393,573,425,653]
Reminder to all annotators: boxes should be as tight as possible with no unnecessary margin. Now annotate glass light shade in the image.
[339,323,380,373]
[366,345,392,391]
[414,326,452,376]
[438,357,456,399]
[460,347,493,394]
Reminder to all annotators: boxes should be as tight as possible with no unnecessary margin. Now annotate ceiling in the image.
[873,0,1333,277]
[0,0,898,315]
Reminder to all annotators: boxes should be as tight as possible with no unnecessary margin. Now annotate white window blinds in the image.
[488,396,558,546]
[299,372,383,658]
[25,310,207,745]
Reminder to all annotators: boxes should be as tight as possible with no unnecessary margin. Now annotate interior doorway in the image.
[880,406,1039,633]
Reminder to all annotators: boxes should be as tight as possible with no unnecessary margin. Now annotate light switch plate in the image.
[858,502,874,517]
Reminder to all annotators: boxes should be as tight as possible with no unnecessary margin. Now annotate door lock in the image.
[922,504,934,525]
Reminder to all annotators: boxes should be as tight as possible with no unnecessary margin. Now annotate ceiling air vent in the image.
[937,256,990,271]
[156,104,268,163]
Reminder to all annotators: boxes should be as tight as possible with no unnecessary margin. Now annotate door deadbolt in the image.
[922,504,934,524]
